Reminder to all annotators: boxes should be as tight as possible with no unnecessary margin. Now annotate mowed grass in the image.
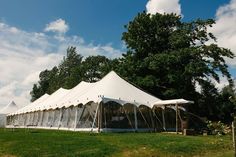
[0,128,233,157]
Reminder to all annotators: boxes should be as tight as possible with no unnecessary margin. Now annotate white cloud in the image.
[146,0,182,15]
[0,21,123,108]
[209,0,236,67]
[44,19,69,34]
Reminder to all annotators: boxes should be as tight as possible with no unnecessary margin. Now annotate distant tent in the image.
[7,71,193,132]
[0,101,18,127]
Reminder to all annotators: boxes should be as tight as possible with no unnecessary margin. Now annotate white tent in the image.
[16,93,50,114]
[154,99,194,106]
[0,101,18,127]
[7,71,193,132]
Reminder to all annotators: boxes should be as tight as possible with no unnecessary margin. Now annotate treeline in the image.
[30,46,114,99]
[30,12,236,124]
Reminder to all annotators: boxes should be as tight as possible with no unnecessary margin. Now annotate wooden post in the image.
[134,106,138,131]
[232,117,236,157]
[176,104,178,134]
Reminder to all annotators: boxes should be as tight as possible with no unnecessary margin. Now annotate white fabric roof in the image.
[154,99,194,105]
[15,93,50,114]
[0,101,19,114]
[67,71,161,108]
[11,71,194,115]
[32,88,70,112]
[11,71,163,115]
[56,81,96,109]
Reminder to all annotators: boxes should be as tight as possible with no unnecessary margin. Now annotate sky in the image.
[0,0,236,108]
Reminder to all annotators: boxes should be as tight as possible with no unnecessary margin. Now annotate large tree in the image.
[119,12,234,120]
[82,55,111,82]
[30,47,112,101]
[30,47,83,101]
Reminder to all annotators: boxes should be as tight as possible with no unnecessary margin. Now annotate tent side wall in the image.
[6,101,186,132]
[0,114,6,128]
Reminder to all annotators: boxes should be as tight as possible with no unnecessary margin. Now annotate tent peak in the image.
[7,101,16,107]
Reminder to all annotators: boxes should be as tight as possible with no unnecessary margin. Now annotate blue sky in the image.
[0,0,235,107]
[0,0,230,47]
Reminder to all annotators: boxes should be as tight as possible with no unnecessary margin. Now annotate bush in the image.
[207,121,231,135]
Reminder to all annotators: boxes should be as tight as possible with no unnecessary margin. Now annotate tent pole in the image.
[149,109,155,132]
[134,106,138,132]
[74,106,78,131]
[50,110,55,127]
[57,108,63,129]
[153,108,163,130]
[176,104,178,134]
[66,108,71,130]
[36,112,39,126]
[32,112,35,126]
[91,103,100,132]
[162,107,166,131]
[98,103,102,133]
[40,111,44,127]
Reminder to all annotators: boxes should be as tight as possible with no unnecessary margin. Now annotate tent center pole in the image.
[176,104,178,134]
[91,103,100,132]
[162,107,166,131]
[74,106,78,131]
[98,103,102,133]
[134,106,138,132]
[57,109,63,129]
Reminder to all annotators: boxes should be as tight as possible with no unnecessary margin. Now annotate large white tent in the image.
[7,71,193,132]
[0,101,18,127]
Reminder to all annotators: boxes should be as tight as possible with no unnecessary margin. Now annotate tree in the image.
[217,85,236,123]
[30,84,43,102]
[82,55,111,82]
[58,46,83,89]
[30,47,113,102]
[120,12,234,120]
[30,46,84,101]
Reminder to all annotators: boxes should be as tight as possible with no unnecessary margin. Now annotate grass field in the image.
[0,128,233,157]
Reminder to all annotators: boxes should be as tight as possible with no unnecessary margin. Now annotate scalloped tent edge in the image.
[9,71,194,116]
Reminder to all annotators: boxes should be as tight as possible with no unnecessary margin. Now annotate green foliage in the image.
[82,55,112,82]
[217,85,236,123]
[207,121,231,135]
[30,47,112,101]
[0,129,233,157]
[30,47,83,101]
[120,12,234,122]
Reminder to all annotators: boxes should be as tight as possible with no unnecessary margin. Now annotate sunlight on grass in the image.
[0,129,233,157]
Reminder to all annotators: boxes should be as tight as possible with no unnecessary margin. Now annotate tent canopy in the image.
[154,99,194,106]
[15,93,50,114]
[10,71,194,116]
[0,101,19,114]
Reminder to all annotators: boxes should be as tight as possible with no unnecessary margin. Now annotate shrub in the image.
[207,121,231,135]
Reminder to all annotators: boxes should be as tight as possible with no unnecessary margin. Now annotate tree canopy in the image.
[118,12,234,122]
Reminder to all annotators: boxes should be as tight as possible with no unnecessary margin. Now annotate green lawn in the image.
[0,128,233,157]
